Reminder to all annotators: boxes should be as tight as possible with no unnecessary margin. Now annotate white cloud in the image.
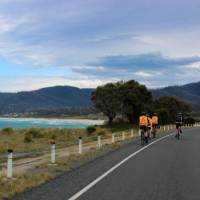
[133,71,162,78]
[183,62,200,69]
[139,28,200,57]
[0,76,117,92]
[0,0,200,92]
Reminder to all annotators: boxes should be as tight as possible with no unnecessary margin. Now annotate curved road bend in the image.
[14,128,200,200]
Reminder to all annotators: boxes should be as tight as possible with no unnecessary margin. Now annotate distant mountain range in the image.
[0,86,94,115]
[0,81,199,115]
[151,81,200,110]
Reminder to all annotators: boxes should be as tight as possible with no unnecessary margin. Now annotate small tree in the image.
[156,108,169,125]
[154,96,191,123]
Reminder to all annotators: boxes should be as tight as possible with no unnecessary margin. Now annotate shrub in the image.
[26,128,43,138]
[184,117,195,125]
[97,131,106,136]
[2,127,14,134]
[50,134,57,140]
[86,126,96,135]
[24,133,33,143]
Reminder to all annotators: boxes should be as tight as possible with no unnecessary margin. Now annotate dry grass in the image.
[0,174,51,200]
[0,128,89,153]
[0,123,138,199]
[0,142,122,200]
[0,124,135,153]
[0,124,175,200]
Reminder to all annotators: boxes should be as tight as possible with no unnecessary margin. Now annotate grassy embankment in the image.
[0,123,137,199]
[0,123,135,153]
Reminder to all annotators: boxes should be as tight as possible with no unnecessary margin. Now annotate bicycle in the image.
[175,126,182,140]
[140,129,148,145]
[152,126,157,138]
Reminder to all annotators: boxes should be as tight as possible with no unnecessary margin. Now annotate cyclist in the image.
[175,112,183,139]
[152,113,158,138]
[147,114,152,139]
[139,112,148,144]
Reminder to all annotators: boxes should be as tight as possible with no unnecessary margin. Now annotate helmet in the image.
[153,112,157,116]
[141,112,146,115]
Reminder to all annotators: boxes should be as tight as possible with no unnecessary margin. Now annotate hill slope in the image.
[0,82,199,115]
[152,82,200,109]
[0,86,94,114]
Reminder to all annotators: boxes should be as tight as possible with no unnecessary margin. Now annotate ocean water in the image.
[0,118,103,129]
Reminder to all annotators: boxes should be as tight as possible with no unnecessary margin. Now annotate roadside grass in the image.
[0,123,135,154]
[0,173,51,200]
[0,123,137,199]
[0,123,176,200]
[98,122,137,133]
[0,142,122,200]
[0,128,87,153]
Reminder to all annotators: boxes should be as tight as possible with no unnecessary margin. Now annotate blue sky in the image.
[0,0,200,92]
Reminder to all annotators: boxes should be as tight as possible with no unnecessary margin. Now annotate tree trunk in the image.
[108,116,113,124]
[127,114,134,124]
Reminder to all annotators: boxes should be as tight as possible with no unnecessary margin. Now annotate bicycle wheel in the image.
[141,131,144,145]
[177,132,180,139]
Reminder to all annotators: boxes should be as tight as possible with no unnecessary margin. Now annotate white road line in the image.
[68,133,174,200]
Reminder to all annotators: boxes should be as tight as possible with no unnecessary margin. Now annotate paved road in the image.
[14,128,200,200]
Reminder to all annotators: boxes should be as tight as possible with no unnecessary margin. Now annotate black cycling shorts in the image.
[140,125,147,131]
[176,124,182,129]
[152,124,158,128]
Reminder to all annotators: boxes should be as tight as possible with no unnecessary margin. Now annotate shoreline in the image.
[0,117,105,129]
[0,117,104,123]
[0,115,105,120]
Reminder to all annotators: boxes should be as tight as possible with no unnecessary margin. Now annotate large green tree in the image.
[118,80,152,123]
[91,80,152,123]
[91,83,120,123]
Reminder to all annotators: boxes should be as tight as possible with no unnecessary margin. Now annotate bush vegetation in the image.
[2,127,14,134]
[92,80,191,125]
[86,126,96,135]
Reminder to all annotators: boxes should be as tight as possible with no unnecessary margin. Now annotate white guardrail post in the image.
[50,141,56,164]
[195,122,200,127]
[138,128,141,137]
[7,149,13,179]
[112,133,115,143]
[98,135,101,148]
[131,129,134,138]
[122,132,125,141]
[79,137,82,154]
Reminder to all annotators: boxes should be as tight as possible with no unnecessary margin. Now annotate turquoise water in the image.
[0,118,101,129]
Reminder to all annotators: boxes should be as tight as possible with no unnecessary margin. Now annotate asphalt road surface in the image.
[14,128,200,200]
